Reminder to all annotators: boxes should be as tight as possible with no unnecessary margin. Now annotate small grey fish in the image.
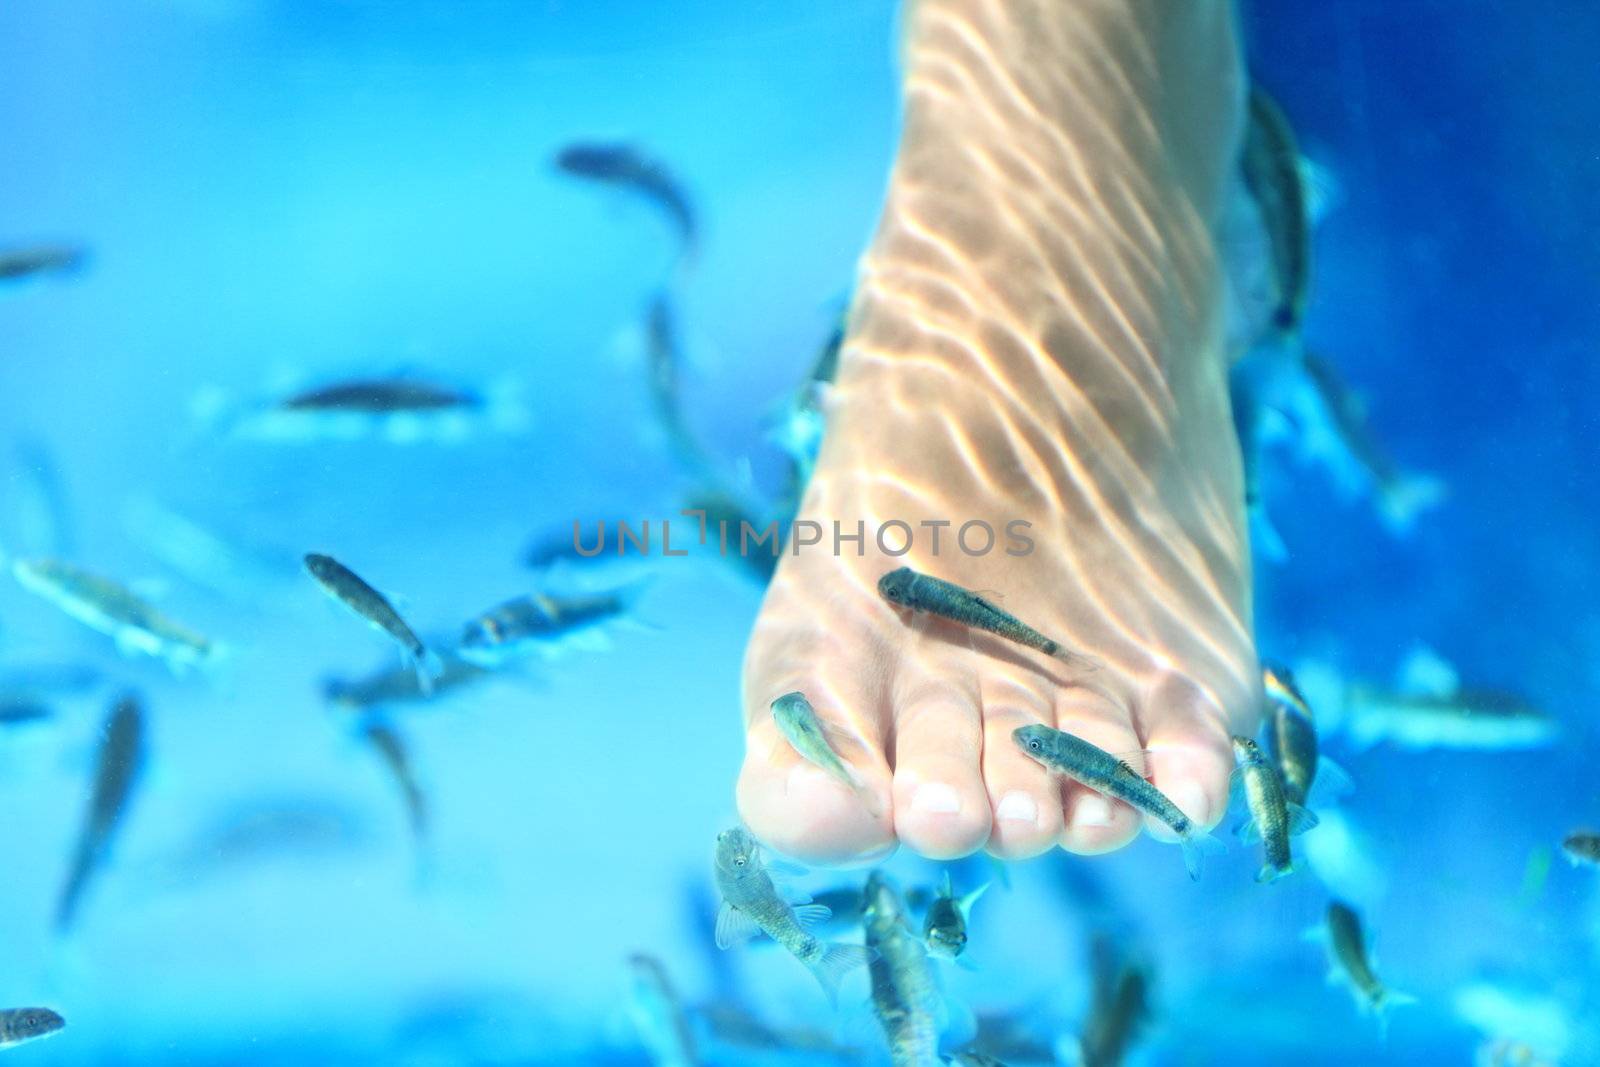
[305,554,441,694]
[712,827,872,1003]
[1078,937,1151,1067]
[324,654,488,712]
[0,1007,65,1048]
[0,698,52,726]
[1262,664,1352,808]
[1230,736,1316,883]
[555,142,697,263]
[1563,832,1600,868]
[877,568,1093,669]
[1319,901,1416,1034]
[921,871,987,961]
[57,693,146,931]
[281,378,477,414]
[625,954,698,1067]
[865,872,943,1067]
[0,244,86,284]
[1014,724,1223,879]
[362,720,427,843]
[11,558,217,671]
[771,691,856,788]
[457,584,640,667]
[645,291,718,480]
[1239,87,1310,335]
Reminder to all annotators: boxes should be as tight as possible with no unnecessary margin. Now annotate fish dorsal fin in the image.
[792,903,831,929]
[714,902,763,949]
[1287,802,1320,837]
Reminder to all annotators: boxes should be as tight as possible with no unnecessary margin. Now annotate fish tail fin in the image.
[1380,473,1447,533]
[1256,863,1292,885]
[409,646,444,697]
[1051,646,1102,672]
[1373,988,1418,1041]
[1180,829,1228,881]
[804,943,875,1005]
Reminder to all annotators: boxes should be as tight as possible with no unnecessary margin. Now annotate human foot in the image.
[737,0,1260,865]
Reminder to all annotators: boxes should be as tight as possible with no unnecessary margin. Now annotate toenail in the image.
[996,791,1038,823]
[912,783,962,815]
[1169,780,1211,825]
[1073,795,1113,829]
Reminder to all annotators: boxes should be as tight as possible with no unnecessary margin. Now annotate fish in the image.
[554,142,697,264]
[944,1053,1007,1067]
[0,1007,65,1048]
[57,692,146,931]
[644,290,718,480]
[361,720,427,843]
[1229,736,1316,883]
[0,244,86,284]
[1239,88,1311,336]
[1261,663,1352,807]
[304,554,442,694]
[1315,900,1416,1034]
[864,871,944,1067]
[877,568,1094,669]
[809,883,935,936]
[456,585,641,667]
[280,379,477,414]
[324,653,488,712]
[771,691,857,789]
[1562,832,1600,868]
[1014,724,1224,879]
[10,558,218,671]
[1076,937,1151,1067]
[1299,353,1446,533]
[0,697,52,726]
[625,954,698,1067]
[680,487,779,584]
[711,827,872,1003]
[1342,672,1556,752]
[921,871,987,961]
[195,374,527,444]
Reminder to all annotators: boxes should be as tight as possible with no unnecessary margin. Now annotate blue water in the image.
[2,2,1597,1064]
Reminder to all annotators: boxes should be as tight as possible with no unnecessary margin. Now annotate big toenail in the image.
[1073,795,1113,828]
[996,791,1037,823]
[912,783,962,815]
[1170,780,1210,825]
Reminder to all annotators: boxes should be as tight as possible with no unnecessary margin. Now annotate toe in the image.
[1138,674,1238,841]
[979,674,1063,860]
[1054,683,1146,854]
[890,659,990,859]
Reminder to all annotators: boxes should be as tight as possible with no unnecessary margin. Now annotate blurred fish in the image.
[522,523,608,571]
[695,1002,862,1062]
[324,653,488,713]
[57,692,146,931]
[1239,88,1311,337]
[457,584,643,667]
[644,290,719,480]
[0,244,86,285]
[172,797,372,878]
[921,872,987,962]
[770,310,845,502]
[1313,901,1416,1035]
[1262,663,1352,808]
[361,720,427,843]
[1230,735,1316,883]
[11,558,218,672]
[681,487,779,584]
[1015,724,1224,879]
[195,374,527,444]
[0,1007,65,1048]
[1342,651,1554,751]
[1075,937,1151,1067]
[711,827,872,1003]
[943,1053,1006,1066]
[305,554,442,694]
[1562,832,1600,868]
[811,883,934,937]
[864,871,943,1067]
[879,568,1094,670]
[555,142,697,264]
[0,697,52,726]
[625,954,698,1067]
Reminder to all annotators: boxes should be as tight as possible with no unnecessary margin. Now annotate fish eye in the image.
[1027,738,1042,751]
[734,856,746,867]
